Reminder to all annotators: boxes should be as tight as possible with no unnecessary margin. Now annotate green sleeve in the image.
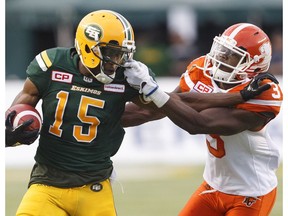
[26,49,57,97]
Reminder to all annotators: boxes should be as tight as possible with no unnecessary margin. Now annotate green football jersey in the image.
[27,47,141,186]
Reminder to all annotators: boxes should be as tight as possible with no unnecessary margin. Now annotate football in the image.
[5,104,42,132]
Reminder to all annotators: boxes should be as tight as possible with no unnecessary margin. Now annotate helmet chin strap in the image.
[81,60,116,84]
[95,61,116,84]
[95,70,115,84]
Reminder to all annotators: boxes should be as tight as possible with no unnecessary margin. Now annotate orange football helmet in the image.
[204,23,272,84]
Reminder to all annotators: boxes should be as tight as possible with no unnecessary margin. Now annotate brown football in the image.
[6,104,42,131]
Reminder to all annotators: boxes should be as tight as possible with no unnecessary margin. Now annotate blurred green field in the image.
[6,163,282,216]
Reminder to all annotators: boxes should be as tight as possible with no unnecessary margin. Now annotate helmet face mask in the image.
[206,36,250,84]
[204,23,272,85]
[75,10,136,84]
[91,42,133,67]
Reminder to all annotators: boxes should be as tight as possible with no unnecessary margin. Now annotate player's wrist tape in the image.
[148,88,170,108]
[145,85,158,97]
[141,77,170,108]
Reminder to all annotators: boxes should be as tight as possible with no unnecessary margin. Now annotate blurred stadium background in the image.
[6,0,283,215]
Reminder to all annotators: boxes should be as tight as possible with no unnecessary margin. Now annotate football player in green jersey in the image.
[5,10,140,216]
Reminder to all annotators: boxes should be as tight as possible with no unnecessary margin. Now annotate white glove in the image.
[124,60,170,108]
[124,60,151,91]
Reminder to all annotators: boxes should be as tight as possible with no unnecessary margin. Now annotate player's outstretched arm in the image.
[160,94,267,135]
[176,72,278,111]
[122,61,277,128]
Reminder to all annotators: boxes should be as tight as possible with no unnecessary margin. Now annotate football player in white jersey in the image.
[123,23,283,216]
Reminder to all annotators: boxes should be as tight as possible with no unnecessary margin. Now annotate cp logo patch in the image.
[193,81,213,93]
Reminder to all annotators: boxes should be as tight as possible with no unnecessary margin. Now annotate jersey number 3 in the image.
[206,134,225,158]
[49,91,104,143]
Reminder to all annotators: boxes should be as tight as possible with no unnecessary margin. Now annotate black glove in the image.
[240,73,279,101]
[5,110,39,147]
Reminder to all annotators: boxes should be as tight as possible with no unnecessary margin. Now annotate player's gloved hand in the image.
[124,60,170,108]
[5,110,39,147]
[124,60,152,91]
[240,72,279,101]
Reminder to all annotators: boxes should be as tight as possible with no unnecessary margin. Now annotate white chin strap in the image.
[95,61,116,84]
[83,61,116,84]
[95,71,115,84]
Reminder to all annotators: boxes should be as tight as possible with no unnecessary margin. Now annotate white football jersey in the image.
[203,128,280,196]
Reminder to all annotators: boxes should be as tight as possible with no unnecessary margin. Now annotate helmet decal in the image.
[259,42,272,57]
[84,24,103,42]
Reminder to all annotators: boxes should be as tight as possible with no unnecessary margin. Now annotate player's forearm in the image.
[160,94,206,134]
[121,103,165,127]
[174,92,243,111]
[159,95,244,135]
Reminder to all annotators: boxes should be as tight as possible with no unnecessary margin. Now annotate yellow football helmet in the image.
[75,10,136,83]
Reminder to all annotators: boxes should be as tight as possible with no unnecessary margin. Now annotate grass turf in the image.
[6,164,282,216]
